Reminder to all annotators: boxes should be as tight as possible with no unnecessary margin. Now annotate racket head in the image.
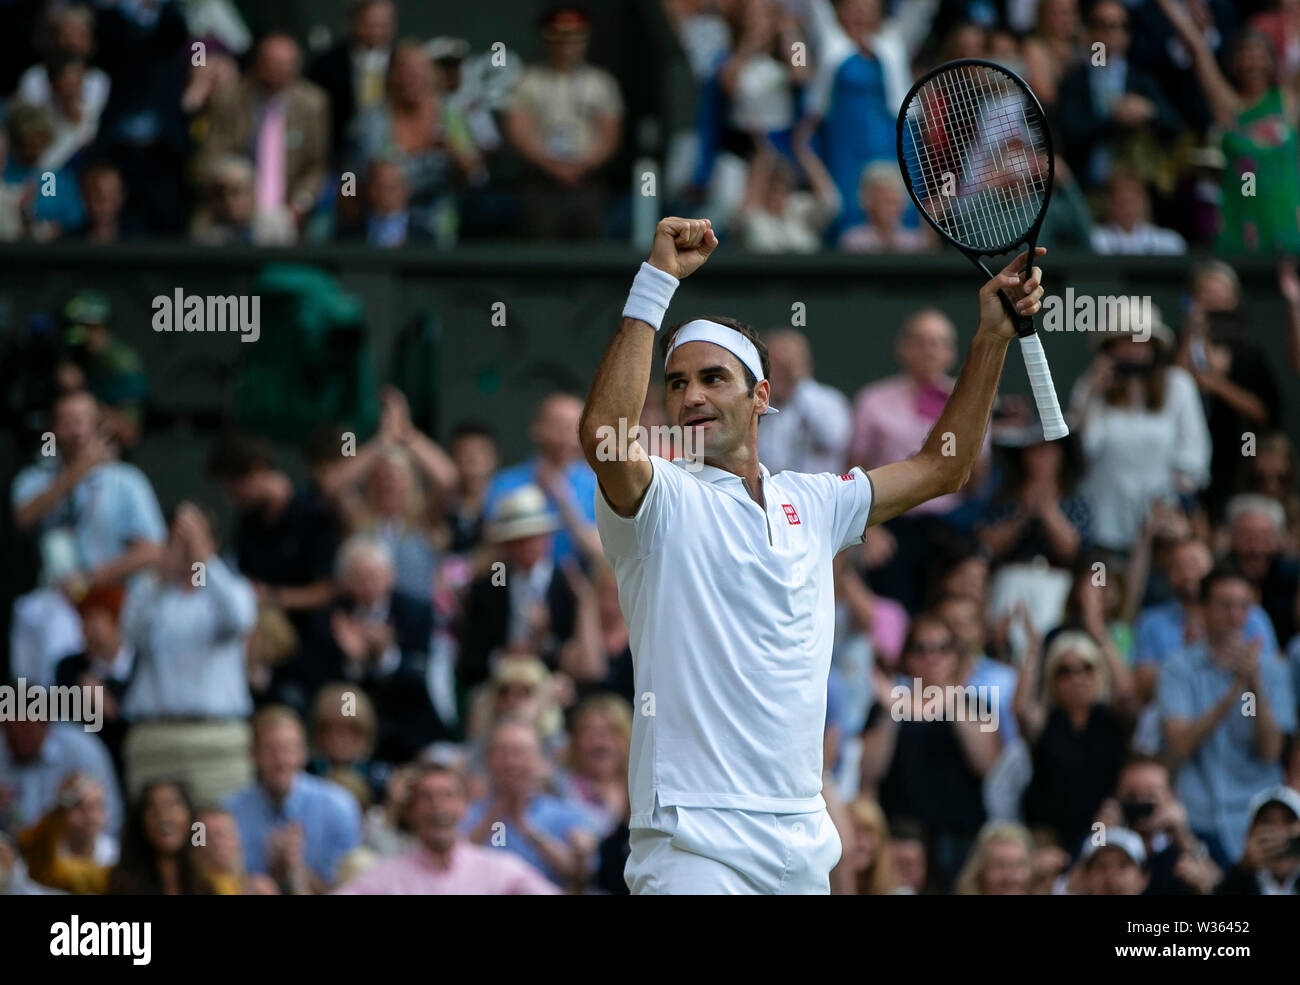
[896,59,1055,262]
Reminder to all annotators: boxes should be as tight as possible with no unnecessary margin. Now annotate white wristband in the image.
[622,262,679,331]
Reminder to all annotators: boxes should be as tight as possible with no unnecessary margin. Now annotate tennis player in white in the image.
[579,216,1044,894]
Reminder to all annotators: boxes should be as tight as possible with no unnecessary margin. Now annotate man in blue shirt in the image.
[482,393,597,567]
[1158,567,1296,868]
[462,718,603,887]
[225,706,361,892]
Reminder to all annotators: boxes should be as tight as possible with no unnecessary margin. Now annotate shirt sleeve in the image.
[117,467,167,544]
[593,456,680,560]
[1132,609,1163,666]
[826,466,875,553]
[1156,653,1196,723]
[1262,655,1297,735]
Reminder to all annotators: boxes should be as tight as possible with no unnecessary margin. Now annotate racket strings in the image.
[902,63,1049,253]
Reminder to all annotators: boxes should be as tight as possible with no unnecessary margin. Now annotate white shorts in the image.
[624,798,842,895]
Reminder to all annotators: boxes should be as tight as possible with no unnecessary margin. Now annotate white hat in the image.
[1082,827,1147,868]
[487,484,561,543]
[1247,785,1300,826]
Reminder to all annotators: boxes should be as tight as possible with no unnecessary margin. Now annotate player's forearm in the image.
[579,318,655,462]
[921,330,1009,494]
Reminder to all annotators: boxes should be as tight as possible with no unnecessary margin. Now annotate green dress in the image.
[1218,86,1300,253]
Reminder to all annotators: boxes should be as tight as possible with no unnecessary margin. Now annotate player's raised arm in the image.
[864,248,1045,528]
[578,217,717,516]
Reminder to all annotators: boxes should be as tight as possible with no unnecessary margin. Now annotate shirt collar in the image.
[671,458,770,485]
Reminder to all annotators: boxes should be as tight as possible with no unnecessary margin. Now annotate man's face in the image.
[665,341,765,461]
[1085,849,1147,895]
[344,556,394,608]
[53,392,99,456]
[368,162,408,214]
[1193,272,1238,313]
[1090,2,1130,59]
[255,722,306,797]
[1231,512,1280,580]
[452,435,497,487]
[486,725,540,797]
[65,781,106,843]
[836,0,882,40]
[939,597,984,657]
[1204,577,1254,643]
[84,171,123,224]
[1107,176,1145,228]
[544,28,589,70]
[765,335,809,406]
[409,772,466,853]
[1,720,48,762]
[256,37,300,92]
[1167,541,1212,602]
[897,314,956,384]
[353,0,395,50]
[1253,804,1300,880]
[1116,763,1171,838]
[503,533,550,569]
[531,395,583,463]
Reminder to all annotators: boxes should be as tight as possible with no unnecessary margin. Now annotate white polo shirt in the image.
[595,455,874,822]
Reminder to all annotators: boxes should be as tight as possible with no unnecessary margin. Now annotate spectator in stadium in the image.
[308,0,397,165]
[75,160,128,244]
[10,390,165,684]
[2,102,84,240]
[802,0,939,239]
[190,154,295,246]
[1176,261,1282,518]
[336,762,557,894]
[463,657,567,770]
[462,718,601,889]
[1100,755,1222,895]
[977,423,1089,569]
[1017,629,1129,856]
[1240,430,1300,550]
[1021,0,1083,110]
[484,392,598,567]
[1158,0,1300,252]
[937,594,1018,748]
[849,309,985,610]
[200,33,330,238]
[195,806,278,895]
[0,718,122,836]
[1224,495,1299,645]
[847,797,898,895]
[954,821,1035,895]
[837,160,930,253]
[14,4,109,123]
[1055,0,1181,192]
[349,40,482,246]
[308,683,387,808]
[1159,566,1296,866]
[1132,536,1278,708]
[461,487,576,688]
[861,615,996,890]
[557,562,634,701]
[1089,169,1188,255]
[14,773,117,894]
[118,503,257,807]
[448,421,499,553]
[757,328,852,475]
[732,139,840,254]
[1215,785,1300,894]
[207,432,340,706]
[225,706,362,893]
[505,7,623,240]
[55,585,131,773]
[106,780,236,894]
[56,291,148,447]
[324,535,449,761]
[887,816,930,894]
[1069,310,1210,555]
[26,55,102,171]
[1078,826,1149,895]
[338,156,433,246]
[552,695,631,837]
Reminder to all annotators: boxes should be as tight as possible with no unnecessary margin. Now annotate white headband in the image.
[664,319,779,415]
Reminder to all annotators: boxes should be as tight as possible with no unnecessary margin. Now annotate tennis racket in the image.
[896,58,1068,440]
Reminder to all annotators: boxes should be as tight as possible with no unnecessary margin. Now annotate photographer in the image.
[1215,786,1300,895]
[1069,308,1210,556]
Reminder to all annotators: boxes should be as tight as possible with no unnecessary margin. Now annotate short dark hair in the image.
[659,315,770,394]
[207,431,275,480]
[450,419,496,445]
[1200,563,1254,603]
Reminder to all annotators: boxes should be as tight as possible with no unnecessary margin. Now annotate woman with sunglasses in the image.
[860,614,999,892]
[1016,630,1130,859]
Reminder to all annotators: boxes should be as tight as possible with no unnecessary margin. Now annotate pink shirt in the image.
[334,842,559,895]
[848,374,986,516]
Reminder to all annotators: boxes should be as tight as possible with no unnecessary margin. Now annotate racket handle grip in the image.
[1019,333,1069,440]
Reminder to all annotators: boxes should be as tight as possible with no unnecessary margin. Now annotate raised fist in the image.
[648,217,717,280]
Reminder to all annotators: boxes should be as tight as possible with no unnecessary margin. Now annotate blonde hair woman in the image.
[954,821,1035,895]
[847,797,897,895]
[1015,630,1130,855]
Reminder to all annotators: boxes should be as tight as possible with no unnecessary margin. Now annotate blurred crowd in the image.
[3,246,1300,896]
[2,0,1300,251]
